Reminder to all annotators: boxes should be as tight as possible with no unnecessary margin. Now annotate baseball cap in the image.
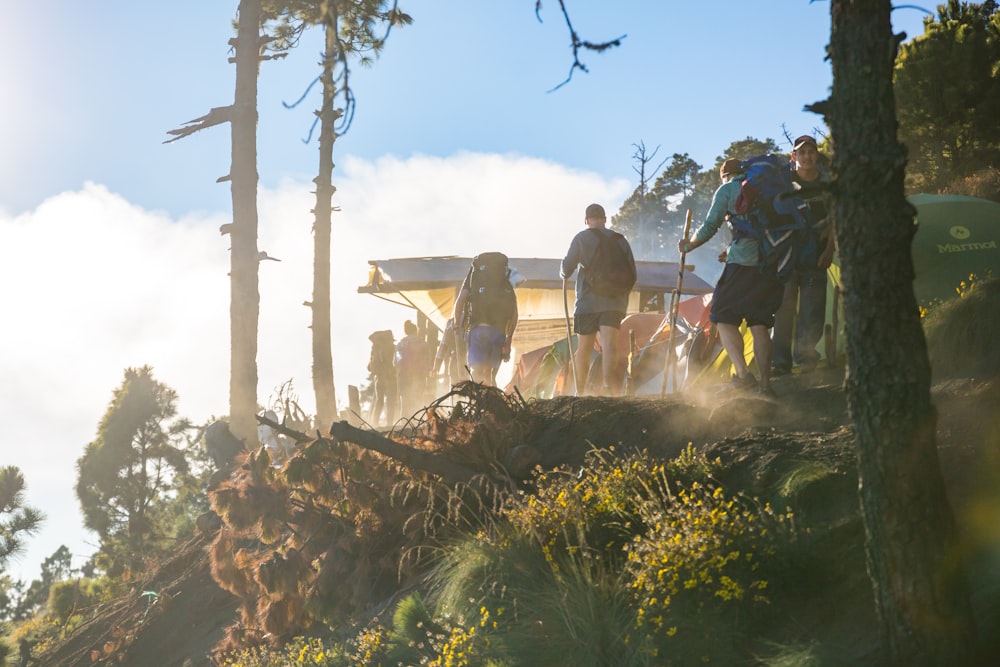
[793,135,818,151]
[719,158,743,179]
[585,203,606,219]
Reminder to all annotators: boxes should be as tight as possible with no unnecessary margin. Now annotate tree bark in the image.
[828,1,975,663]
[230,0,262,447]
[310,9,342,430]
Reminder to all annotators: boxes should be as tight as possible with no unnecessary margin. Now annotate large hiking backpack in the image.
[465,252,517,329]
[585,228,637,297]
[368,330,397,377]
[730,154,819,280]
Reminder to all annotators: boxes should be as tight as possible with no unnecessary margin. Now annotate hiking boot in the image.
[756,385,777,399]
[726,373,757,393]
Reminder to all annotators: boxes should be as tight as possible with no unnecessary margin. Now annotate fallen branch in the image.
[327,420,479,486]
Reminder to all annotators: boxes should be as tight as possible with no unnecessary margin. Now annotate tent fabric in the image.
[359,255,715,362]
[628,297,718,395]
[910,194,1000,303]
[504,297,718,398]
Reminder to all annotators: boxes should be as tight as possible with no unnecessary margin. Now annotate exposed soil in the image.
[32,366,1000,666]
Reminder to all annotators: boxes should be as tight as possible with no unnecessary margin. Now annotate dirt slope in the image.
[34,367,1000,666]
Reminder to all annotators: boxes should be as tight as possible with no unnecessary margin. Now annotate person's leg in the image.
[386,380,398,424]
[467,326,505,387]
[750,324,773,391]
[398,373,410,416]
[794,268,827,369]
[573,332,596,395]
[598,324,620,395]
[470,365,494,385]
[717,322,751,379]
[771,273,799,374]
[710,264,754,385]
[372,379,385,424]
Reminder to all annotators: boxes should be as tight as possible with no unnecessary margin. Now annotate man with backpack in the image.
[367,329,398,426]
[454,252,519,386]
[396,319,430,416]
[678,158,784,397]
[560,203,637,396]
[771,135,835,376]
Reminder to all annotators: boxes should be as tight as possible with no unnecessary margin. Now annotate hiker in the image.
[560,203,638,396]
[368,329,398,426]
[678,158,784,397]
[454,252,519,386]
[204,420,244,473]
[396,319,430,416]
[771,135,835,376]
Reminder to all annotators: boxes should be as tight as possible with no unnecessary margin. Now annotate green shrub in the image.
[47,579,104,624]
[422,447,789,665]
[924,276,1000,378]
[941,168,1000,202]
[626,482,787,662]
[219,636,349,666]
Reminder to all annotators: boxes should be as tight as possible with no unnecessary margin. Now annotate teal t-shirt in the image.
[692,179,761,267]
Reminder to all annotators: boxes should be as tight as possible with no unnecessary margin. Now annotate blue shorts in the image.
[710,263,784,328]
[574,311,626,336]
[467,325,506,368]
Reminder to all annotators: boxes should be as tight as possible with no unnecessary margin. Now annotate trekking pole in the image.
[661,209,694,397]
[562,277,578,396]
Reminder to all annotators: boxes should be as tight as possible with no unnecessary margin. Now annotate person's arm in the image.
[560,235,581,279]
[678,182,733,254]
[817,220,836,269]
[454,277,470,331]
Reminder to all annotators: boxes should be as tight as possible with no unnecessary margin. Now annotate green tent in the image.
[910,194,1000,303]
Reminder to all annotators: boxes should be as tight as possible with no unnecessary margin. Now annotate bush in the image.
[422,447,790,665]
[219,636,349,666]
[47,579,104,625]
[941,168,1000,202]
[924,276,1000,378]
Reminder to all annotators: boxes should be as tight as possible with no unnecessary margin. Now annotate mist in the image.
[0,151,630,581]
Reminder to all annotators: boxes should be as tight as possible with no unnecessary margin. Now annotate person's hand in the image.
[817,246,834,270]
[677,238,692,254]
[501,341,511,362]
[717,249,728,263]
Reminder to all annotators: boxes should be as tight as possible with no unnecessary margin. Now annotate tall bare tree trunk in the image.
[828,1,975,663]
[309,8,343,429]
[230,0,262,446]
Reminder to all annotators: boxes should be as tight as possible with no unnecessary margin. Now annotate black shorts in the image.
[710,263,784,328]
[574,311,626,336]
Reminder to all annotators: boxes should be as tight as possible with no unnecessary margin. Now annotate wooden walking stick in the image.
[562,277,579,396]
[661,209,694,396]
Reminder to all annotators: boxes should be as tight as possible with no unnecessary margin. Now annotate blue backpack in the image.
[730,154,819,280]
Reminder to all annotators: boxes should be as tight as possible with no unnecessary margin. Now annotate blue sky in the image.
[1,1,930,581]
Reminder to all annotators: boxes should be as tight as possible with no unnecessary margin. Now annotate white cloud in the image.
[0,152,630,581]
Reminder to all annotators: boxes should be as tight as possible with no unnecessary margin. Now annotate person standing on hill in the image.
[396,319,430,416]
[454,253,519,387]
[771,135,835,376]
[678,158,784,396]
[367,329,398,427]
[560,203,637,396]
